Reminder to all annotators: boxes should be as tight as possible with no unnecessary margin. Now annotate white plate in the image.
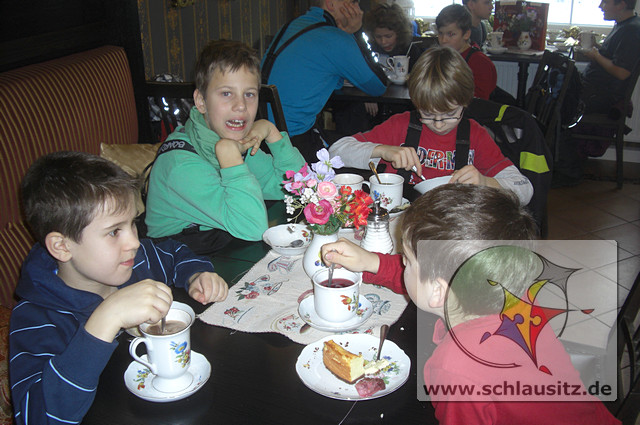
[389,198,410,217]
[124,351,210,402]
[295,334,411,400]
[298,295,373,332]
[486,46,507,54]
[389,74,408,85]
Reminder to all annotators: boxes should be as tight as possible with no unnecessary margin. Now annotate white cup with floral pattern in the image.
[129,301,195,393]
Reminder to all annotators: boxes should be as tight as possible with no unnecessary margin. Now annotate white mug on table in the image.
[364,173,404,211]
[386,55,409,78]
[129,302,195,393]
[487,31,504,48]
[333,173,364,192]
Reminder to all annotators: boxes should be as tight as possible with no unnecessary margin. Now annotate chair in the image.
[258,84,288,133]
[568,59,640,188]
[465,99,552,238]
[144,82,289,140]
[525,50,578,156]
[608,271,640,424]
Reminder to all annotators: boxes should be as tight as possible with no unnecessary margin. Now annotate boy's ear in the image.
[45,232,72,263]
[194,89,207,114]
[428,278,448,309]
[463,29,472,42]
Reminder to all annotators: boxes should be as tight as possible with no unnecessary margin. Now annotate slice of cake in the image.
[323,340,365,384]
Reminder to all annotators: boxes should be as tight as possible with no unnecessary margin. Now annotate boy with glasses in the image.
[329,46,532,205]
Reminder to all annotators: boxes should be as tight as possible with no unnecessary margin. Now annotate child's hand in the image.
[188,272,229,304]
[450,165,488,186]
[321,238,380,274]
[85,279,173,342]
[336,1,363,33]
[238,119,282,156]
[215,138,245,168]
[372,145,422,176]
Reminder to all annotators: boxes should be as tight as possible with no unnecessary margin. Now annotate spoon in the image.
[369,161,382,184]
[160,316,166,334]
[412,165,426,181]
[327,262,336,287]
[377,324,389,360]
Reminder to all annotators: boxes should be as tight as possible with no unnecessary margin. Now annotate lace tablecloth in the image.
[199,227,409,345]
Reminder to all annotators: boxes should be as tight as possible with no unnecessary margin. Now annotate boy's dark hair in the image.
[194,40,261,95]
[364,3,413,49]
[408,46,474,112]
[22,151,139,246]
[436,4,473,33]
[401,183,537,280]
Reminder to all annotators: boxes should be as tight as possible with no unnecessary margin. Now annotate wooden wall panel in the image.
[136,0,372,81]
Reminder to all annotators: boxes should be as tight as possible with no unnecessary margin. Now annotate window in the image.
[413,0,614,29]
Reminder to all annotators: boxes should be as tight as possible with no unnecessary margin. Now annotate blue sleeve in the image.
[10,303,117,425]
[132,239,215,290]
[335,30,388,95]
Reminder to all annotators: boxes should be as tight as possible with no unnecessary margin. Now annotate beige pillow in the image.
[100,142,161,177]
[100,142,161,213]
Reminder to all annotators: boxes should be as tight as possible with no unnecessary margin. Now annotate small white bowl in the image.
[389,74,408,85]
[262,224,312,256]
[413,176,451,195]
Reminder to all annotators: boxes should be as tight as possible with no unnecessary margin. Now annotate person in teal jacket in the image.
[145,40,305,255]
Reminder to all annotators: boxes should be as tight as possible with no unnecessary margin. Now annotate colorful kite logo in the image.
[445,247,595,375]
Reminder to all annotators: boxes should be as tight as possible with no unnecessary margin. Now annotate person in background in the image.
[321,184,621,425]
[436,4,497,100]
[10,151,229,425]
[261,0,388,162]
[334,2,424,135]
[554,0,640,187]
[145,40,304,255]
[463,0,494,47]
[330,46,532,205]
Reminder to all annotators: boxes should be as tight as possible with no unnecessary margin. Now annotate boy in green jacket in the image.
[145,40,305,255]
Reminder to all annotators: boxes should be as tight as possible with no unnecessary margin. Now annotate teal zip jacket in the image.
[145,107,305,241]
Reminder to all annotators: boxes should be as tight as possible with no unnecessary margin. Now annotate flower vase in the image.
[517,32,532,50]
[302,231,339,278]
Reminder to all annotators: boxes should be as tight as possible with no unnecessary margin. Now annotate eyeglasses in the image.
[419,107,464,124]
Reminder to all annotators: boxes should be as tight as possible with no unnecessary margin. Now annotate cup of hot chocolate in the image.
[129,301,195,393]
[312,268,362,322]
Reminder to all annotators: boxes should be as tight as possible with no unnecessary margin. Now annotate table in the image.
[82,202,438,425]
[331,83,412,106]
[486,49,544,108]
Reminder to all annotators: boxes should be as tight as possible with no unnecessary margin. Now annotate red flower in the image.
[303,199,334,225]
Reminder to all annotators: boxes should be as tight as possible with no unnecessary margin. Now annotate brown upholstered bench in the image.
[0,45,143,421]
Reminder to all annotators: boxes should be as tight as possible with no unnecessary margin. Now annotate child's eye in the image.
[222,91,232,97]
[245,92,256,99]
[108,229,120,237]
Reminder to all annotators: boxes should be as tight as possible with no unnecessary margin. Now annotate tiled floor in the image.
[547,160,640,293]
[547,159,639,421]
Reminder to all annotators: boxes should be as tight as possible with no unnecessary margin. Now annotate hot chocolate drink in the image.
[145,320,188,336]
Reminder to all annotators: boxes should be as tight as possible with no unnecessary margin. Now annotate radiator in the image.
[495,61,640,162]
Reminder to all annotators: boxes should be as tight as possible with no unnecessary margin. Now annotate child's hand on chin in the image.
[239,119,283,155]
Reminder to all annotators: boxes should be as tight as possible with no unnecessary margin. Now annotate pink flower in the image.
[316,181,337,200]
[306,179,318,188]
[303,199,334,225]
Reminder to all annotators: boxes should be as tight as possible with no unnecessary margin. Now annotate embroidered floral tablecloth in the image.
[198,226,409,345]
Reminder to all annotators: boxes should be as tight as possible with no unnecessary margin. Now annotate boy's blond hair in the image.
[194,40,261,95]
[408,46,474,112]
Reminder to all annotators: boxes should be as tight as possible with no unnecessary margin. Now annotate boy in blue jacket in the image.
[10,151,229,424]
